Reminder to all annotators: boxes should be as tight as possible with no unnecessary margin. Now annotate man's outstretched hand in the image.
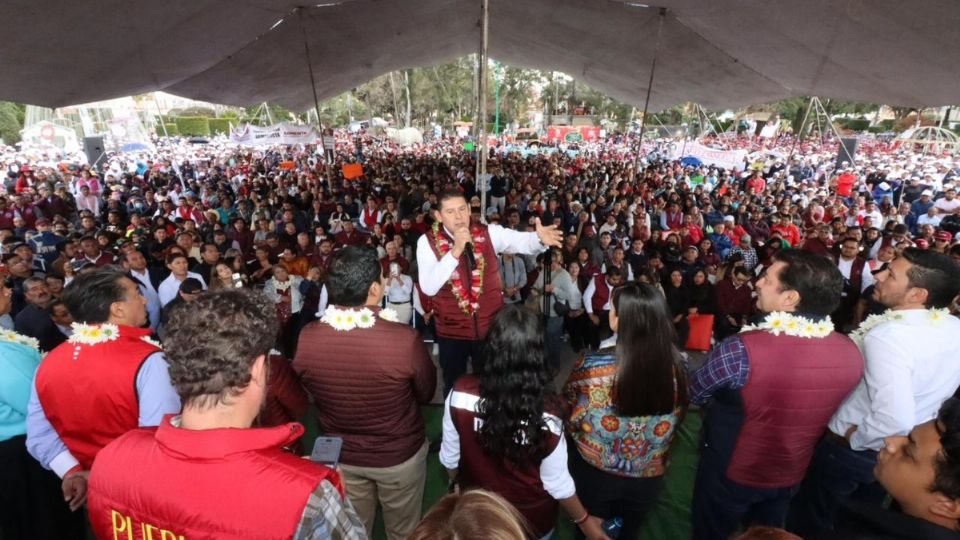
[535,218,563,248]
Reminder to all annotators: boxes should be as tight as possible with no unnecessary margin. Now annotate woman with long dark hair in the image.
[564,283,689,539]
[440,306,609,540]
[664,269,691,346]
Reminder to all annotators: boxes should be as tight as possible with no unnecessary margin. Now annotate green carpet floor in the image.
[301,405,703,540]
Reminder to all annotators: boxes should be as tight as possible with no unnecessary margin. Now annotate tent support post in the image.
[814,97,856,165]
[298,9,324,132]
[789,97,815,159]
[153,95,168,137]
[297,7,334,190]
[477,0,489,222]
[633,7,667,173]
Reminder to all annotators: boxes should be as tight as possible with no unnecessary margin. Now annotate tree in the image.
[0,102,26,144]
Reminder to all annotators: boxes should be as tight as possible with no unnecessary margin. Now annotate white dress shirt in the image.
[157,272,207,307]
[416,224,545,296]
[828,309,960,451]
[385,274,414,304]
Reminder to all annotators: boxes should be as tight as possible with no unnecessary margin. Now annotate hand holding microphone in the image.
[452,227,473,259]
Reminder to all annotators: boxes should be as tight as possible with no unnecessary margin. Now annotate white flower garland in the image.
[0,328,41,353]
[740,311,834,339]
[141,336,163,349]
[848,307,950,350]
[68,323,120,345]
[270,277,293,292]
[320,306,400,331]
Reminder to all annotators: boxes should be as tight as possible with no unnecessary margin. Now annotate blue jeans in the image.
[786,435,884,536]
[692,445,799,540]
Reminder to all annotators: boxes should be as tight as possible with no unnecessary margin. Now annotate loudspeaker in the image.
[83,136,106,170]
[835,137,858,169]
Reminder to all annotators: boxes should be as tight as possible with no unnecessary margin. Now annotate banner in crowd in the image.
[671,141,747,170]
[230,123,320,146]
[341,163,364,180]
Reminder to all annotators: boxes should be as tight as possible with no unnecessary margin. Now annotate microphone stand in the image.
[542,249,552,325]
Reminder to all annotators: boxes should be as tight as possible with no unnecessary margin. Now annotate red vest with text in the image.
[34,325,160,469]
[426,225,503,340]
[449,376,561,538]
[590,274,612,314]
[707,330,863,489]
[88,417,342,540]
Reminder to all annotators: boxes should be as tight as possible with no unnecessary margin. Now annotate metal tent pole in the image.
[633,7,667,172]
[789,97,815,159]
[298,8,334,189]
[477,0,489,221]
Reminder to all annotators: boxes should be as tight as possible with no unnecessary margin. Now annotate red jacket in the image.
[35,325,160,469]
[88,417,341,540]
[425,225,504,340]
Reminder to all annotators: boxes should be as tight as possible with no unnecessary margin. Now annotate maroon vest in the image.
[835,255,868,299]
[726,330,863,488]
[426,225,504,340]
[590,275,612,314]
[448,376,560,538]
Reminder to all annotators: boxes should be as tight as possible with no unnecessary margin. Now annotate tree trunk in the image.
[403,70,412,128]
[388,72,402,125]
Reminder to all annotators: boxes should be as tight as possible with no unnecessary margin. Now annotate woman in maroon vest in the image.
[440,305,609,539]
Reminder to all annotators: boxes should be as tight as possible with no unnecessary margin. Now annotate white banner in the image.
[672,141,747,170]
[230,123,320,146]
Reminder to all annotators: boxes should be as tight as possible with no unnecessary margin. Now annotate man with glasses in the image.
[715,266,755,339]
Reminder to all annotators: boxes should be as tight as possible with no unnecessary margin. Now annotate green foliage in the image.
[156,123,179,136]
[218,110,239,119]
[174,116,209,136]
[171,106,216,117]
[0,101,26,144]
[208,118,231,135]
[836,118,870,131]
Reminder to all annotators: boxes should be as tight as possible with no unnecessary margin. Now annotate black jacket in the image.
[815,500,960,540]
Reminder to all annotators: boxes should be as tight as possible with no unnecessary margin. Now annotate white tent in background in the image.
[386,127,424,146]
[19,121,80,152]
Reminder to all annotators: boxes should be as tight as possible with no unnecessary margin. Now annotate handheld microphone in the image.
[464,242,476,268]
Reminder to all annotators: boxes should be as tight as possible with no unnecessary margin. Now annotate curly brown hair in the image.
[163,288,278,409]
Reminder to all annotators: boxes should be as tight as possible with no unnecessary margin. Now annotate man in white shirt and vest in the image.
[789,248,960,536]
[417,188,562,396]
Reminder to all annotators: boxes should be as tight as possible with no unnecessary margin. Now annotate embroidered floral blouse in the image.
[563,348,685,478]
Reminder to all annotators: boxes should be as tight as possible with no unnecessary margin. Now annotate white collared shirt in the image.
[385,274,414,304]
[828,309,960,451]
[416,224,545,296]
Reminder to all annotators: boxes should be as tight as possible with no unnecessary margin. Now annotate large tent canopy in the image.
[4,0,959,111]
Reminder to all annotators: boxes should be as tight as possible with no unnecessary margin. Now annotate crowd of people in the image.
[1,127,960,539]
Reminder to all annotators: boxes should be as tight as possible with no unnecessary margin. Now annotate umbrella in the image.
[120,142,150,153]
[681,156,703,168]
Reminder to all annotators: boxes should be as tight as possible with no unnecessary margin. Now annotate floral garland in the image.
[848,307,950,350]
[0,328,41,353]
[270,277,293,292]
[141,336,163,349]
[432,222,486,315]
[320,306,400,331]
[740,311,834,339]
[68,323,120,345]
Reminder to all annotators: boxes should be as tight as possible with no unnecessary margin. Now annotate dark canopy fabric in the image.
[3,0,959,110]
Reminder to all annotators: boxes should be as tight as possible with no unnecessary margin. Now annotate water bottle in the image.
[601,516,623,539]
